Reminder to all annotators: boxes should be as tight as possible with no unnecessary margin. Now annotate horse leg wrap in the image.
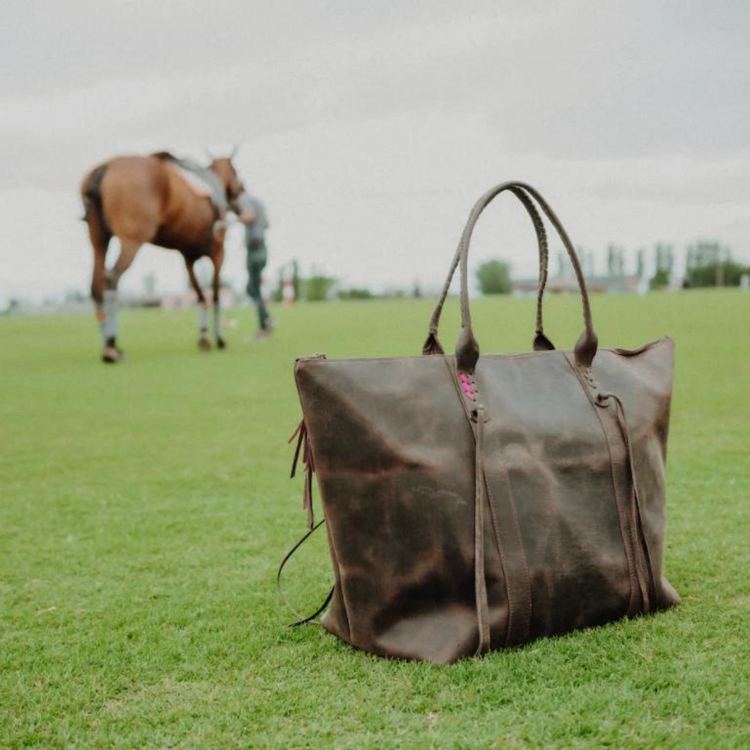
[99,290,119,343]
[213,301,223,341]
[198,304,209,333]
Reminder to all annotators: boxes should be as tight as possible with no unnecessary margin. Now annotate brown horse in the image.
[80,150,246,362]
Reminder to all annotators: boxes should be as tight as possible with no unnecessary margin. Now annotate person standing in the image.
[238,192,273,337]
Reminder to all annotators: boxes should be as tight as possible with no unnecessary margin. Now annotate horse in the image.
[80,149,246,362]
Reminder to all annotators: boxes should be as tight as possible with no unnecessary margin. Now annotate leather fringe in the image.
[596,393,656,613]
[289,419,315,530]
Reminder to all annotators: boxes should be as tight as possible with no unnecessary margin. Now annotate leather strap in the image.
[472,404,491,655]
[281,420,332,624]
[442,356,532,652]
[277,519,335,626]
[596,392,656,613]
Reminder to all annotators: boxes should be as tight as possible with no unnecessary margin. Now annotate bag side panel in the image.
[595,338,679,608]
[320,514,351,642]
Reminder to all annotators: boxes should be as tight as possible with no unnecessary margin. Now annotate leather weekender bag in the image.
[282,181,679,664]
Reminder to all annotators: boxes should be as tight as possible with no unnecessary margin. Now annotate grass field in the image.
[1,290,749,749]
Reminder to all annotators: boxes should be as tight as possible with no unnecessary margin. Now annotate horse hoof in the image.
[216,337,227,350]
[102,346,123,363]
[198,336,212,351]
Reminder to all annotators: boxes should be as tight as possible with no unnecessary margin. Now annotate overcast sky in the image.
[1,0,749,301]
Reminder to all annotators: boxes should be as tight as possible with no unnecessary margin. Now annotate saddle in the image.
[152,151,228,214]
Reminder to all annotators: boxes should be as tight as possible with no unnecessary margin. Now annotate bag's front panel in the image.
[295,356,509,663]
[476,352,634,637]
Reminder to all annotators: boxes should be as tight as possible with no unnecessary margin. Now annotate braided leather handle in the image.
[423,181,597,372]
[423,186,555,356]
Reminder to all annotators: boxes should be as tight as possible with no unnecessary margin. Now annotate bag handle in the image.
[519,187,555,351]
[423,181,597,372]
[423,185,555,356]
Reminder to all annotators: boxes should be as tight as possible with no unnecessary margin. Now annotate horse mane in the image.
[151,151,177,162]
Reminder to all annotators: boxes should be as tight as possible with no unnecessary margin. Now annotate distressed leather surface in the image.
[293,339,678,664]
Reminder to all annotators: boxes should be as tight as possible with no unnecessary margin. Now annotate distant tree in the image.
[476,260,512,295]
[650,243,674,289]
[338,287,373,300]
[1,298,20,316]
[657,244,674,274]
[683,241,747,287]
[305,274,336,302]
[686,260,749,287]
[649,269,670,290]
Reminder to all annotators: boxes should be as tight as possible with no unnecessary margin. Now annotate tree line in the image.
[476,241,750,295]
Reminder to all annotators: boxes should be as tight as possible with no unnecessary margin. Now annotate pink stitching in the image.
[459,373,477,401]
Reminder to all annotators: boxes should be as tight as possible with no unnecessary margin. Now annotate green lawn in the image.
[1,290,749,749]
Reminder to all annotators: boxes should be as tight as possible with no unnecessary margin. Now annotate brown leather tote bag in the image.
[281,181,679,664]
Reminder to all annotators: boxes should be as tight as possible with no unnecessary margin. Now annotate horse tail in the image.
[80,163,108,225]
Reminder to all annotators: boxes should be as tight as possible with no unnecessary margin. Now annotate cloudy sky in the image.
[1,0,748,300]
